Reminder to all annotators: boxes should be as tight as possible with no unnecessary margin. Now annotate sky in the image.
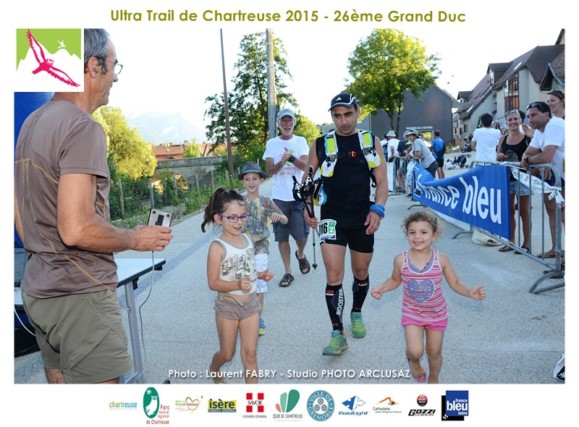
[1,0,575,425]
[106,23,563,141]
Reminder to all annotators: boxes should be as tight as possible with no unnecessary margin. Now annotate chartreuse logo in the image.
[15,28,83,92]
[143,387,160,419]
[276,389,300,413]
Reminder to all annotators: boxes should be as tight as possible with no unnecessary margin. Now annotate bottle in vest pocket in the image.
[320,130,380,178]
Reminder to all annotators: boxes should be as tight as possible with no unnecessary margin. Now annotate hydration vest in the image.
[316,130,380,205]
[320,130,381,177]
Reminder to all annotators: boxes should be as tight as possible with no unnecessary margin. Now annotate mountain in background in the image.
[126,112,206,144]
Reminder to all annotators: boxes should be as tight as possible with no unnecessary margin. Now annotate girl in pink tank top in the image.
[371,209,486,383]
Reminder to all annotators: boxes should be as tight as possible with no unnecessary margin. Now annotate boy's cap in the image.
[329,92,358,111]
[238,162,267,180]
[277,108,296,121]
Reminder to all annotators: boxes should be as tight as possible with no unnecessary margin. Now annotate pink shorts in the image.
[401,316,447,331]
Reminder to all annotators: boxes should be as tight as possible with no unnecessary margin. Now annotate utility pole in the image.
[220,28,234,180]
[266,29,277,140]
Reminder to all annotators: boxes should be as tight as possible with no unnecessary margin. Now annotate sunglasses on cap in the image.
[527,102,550,114]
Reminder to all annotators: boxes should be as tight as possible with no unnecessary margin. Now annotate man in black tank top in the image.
[303,93,388,355]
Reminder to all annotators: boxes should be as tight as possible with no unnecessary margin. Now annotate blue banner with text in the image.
[411,164,510,239]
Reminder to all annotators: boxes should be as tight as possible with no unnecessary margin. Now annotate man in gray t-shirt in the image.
[404,129,437,178]
[14,29,173,384]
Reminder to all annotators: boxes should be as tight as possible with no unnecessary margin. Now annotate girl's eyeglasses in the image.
[220,213,251,223]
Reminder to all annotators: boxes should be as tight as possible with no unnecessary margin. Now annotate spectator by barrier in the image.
[389,156,408,194]
[409,161,564,293]
[470,160,564,294]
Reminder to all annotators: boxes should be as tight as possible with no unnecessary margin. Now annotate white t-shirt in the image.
[263,135,309,201]
[472,127,501,162]
[530,117,565,180]
[387,138,400,161]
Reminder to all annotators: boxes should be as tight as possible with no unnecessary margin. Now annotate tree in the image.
[182,140,201,158]
[94,107,157,180]
[204,31,296,164]
[294,115,321,146]
[347,29,439,135]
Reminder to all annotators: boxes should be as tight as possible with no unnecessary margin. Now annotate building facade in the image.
[454,29,565,141]
[368,85,456,146]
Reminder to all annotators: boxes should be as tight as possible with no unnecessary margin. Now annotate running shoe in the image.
[259,318,266,336]
[322,330,349,356]
[350,312,366,338]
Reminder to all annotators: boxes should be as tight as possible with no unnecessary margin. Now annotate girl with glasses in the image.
[201,188,273,383]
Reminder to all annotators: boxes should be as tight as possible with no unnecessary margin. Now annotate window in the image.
[504,74,519,110]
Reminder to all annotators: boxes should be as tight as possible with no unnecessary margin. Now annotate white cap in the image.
[277,108,296,120]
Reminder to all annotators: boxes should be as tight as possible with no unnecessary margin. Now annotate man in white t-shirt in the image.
[385,130,399,162]
[522,101,565,258]
[471,113,501,163]
[263,108,310,287]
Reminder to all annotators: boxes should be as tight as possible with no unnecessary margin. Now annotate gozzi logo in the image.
[143,387,160,419]
[408,394,435,417]
[307,390,334,422]
[441,390,469,421]
[16,28,83,92]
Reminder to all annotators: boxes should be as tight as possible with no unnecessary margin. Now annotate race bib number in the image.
[319,219,337,240]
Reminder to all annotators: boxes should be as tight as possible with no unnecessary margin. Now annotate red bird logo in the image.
[26,29,80,87]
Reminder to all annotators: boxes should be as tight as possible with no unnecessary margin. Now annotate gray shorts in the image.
[22,289,132,383]
[509,180,531,196]
[214,293,260,320]
[272,199,309,242]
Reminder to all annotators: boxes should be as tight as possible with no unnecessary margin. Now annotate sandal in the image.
[408,359,427,383]
[295,251,311,274]
[208,368,227,384]
[499,244,514,252]
[279,273,295,288]
[514,246,530,255]
[539,250,557,259]
[544,256,565,278]
[413,372,427,383]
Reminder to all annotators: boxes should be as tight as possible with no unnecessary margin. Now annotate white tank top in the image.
[213,233,257,295]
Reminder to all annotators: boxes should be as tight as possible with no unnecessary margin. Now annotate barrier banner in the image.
[411,164,511,239]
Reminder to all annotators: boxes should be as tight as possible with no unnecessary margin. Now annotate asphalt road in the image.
[14,155,565,385]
